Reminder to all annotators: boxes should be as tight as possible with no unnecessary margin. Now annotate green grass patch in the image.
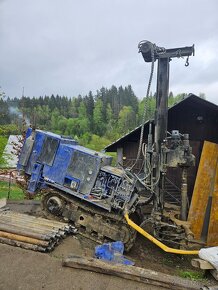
[0,181,24,200]
[0,136,8,167]
[178,270,205,281]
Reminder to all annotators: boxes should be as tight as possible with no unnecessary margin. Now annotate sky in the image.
[0,0,218,104]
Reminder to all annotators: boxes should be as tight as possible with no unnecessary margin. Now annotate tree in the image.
[199,92,206,99]
[117,106,136,135]
[137,94,156,125]
[0,99,11,124]
[57,117,68,133]
[77,102,90,134]
[84,91,94,121]
[0,136,8,168]
[93,99,106,136]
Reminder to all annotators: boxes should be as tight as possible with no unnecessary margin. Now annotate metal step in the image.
[164,178,181,205]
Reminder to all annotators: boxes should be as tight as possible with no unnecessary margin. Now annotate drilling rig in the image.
[17,41,203,254]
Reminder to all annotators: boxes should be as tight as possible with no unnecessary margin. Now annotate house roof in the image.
[105,94,218,152]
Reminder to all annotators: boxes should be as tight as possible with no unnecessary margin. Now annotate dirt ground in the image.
[0,242,160,290]
[0,200,216,290]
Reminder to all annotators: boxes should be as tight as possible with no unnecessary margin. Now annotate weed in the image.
[178,270,205,281]
[0,181,24,199]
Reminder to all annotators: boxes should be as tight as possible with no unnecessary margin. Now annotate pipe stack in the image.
[0,209,77,252]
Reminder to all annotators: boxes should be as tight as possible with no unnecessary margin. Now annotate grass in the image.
[0,181,24,200]
[178,270,205,281]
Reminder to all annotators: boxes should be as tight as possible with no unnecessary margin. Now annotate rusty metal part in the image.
[158,206,205,249]
[140,202,204,250]
[125,213,199,255]
[41,190,137,251]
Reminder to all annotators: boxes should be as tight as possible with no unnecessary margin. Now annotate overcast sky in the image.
[0,0,218,104]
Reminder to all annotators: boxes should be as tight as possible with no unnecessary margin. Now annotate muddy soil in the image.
[5,200,205,276]
[0,243,160,290]
[0,200,216,289]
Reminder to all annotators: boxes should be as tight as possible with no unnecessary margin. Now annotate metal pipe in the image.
[3,213,70,230]
[180,167,188,221]
[1,211,68,226]
[124,213,199,255]
[0,237,46,252]
[0,218,65,236]
[0,223,51,241]
[154,57,169,212]
[155,58,169,155]
[0,231,50,246]
[0,212,71,230]
[0,219,57,237]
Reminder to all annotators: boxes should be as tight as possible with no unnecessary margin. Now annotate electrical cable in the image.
[129,43,155,171]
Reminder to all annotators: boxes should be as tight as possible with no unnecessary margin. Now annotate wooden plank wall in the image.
[207,161,218,245]
[188,141,218,244]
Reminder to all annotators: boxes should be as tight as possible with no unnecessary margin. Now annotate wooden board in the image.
[207,160,218,245]
[210,269,218,281]
[188,141,218,240]
[63,255,202,290]
[191,258,214,270]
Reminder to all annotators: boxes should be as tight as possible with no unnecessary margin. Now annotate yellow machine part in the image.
[188,141,218,245]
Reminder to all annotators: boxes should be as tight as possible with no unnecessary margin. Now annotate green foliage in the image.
[0,136,8,167]
[178,270,205,281]
[117,106,136,135]
[93,99,106,136]
[0,87,201,152]
[0,181,24,199]
[137,94,156,124]
[85,134,111,152]
[0,99,11,124]
[168,92,187,107]
[0,124,20,136]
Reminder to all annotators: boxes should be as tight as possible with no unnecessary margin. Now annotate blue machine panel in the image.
[25,131,45,175]
[67,148,101,195]
[17,128,113,200]
[43,144,73,185]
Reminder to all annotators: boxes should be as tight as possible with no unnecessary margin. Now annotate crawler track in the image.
[41,189,137,251]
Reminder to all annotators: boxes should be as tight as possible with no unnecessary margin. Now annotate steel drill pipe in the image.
[0,236,46,252]
[0,223,51,241]
[2,211,70,228]
[3,213,69,229]
[0,220,57,239]
[0,217,64,236]
[0,213,74,234]
[0,231,50,247]
[3,214,72,232]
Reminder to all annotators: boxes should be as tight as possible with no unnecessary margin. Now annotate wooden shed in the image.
[105,94,218,200]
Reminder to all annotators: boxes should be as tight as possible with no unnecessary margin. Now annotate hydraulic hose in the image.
[124,213,199,255]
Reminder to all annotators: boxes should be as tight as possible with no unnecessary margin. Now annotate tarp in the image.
[1,135,22,168]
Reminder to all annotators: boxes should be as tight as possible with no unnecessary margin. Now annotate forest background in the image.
[0,85,204,166]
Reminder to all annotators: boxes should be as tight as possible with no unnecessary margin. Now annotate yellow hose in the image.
[124,213,199,255]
